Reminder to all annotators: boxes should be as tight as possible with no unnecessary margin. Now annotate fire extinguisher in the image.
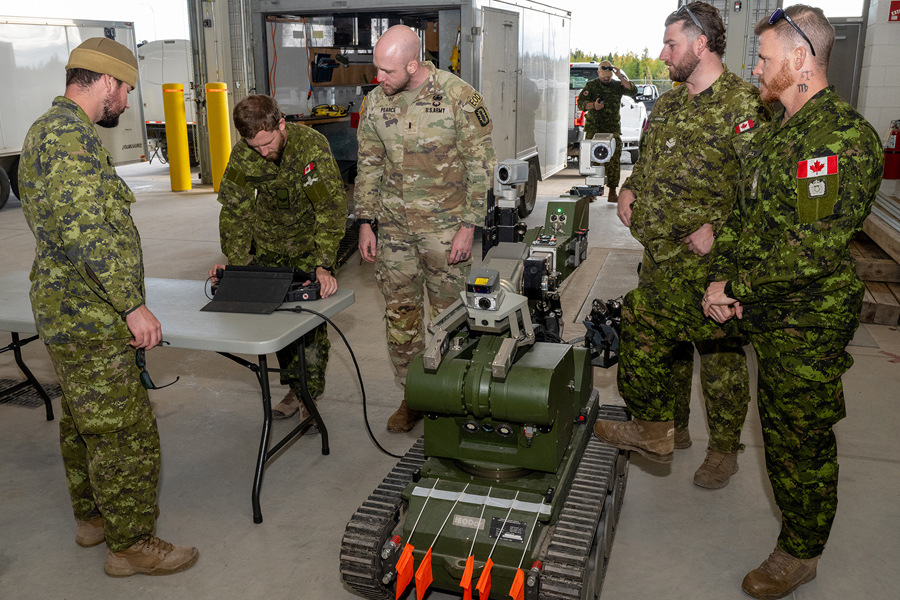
[885,119,900,180]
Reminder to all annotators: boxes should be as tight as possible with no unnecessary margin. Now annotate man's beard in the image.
[264,130,287,162]
[668,50,700,83]
[96,95,124,129]
[759,58,792,104]
[382,71,411,97]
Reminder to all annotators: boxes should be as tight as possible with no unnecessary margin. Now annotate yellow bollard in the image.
[205,82,232,192]
[162,83,191,191]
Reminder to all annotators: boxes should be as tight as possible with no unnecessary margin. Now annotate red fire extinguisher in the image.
[885,119,900,180]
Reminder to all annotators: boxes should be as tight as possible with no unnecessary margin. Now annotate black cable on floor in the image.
[276,305,403,459]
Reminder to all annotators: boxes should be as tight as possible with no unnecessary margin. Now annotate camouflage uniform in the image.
[218,123,346,398]
[355,61,495,384]
[18,96,159,552]
[576,77,637,189]
[708,87,884,558]
[617,69,769,453]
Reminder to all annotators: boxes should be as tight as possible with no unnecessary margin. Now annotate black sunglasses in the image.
[673,4,707,37]
[136,342,179,390]
[768,8,816,57]
[599,65,614,71]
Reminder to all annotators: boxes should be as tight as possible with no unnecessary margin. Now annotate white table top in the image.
[0,271,355,355]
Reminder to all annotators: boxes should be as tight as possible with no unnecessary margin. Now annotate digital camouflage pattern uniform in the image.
[618,69,770,453]
[708,87,883,558]
[576,76,637,189]
[218,123,346,399]
[355,61,495,385]
[18,96,160,552]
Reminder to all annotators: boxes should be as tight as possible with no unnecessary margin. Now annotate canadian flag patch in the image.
[304,162,315,175]
[735,119,755,133]
[797,155,838,179]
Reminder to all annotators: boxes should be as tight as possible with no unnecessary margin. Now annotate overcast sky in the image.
[4,0,866,56]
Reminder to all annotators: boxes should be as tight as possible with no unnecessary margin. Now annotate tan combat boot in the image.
[75,516,105,548]
[592,418,674,464]
[386,399,423,433]
[693,449,739,489]
[674,427,692,449]
[272,389,299,419]
[741,545,818,599]
[104,536,199,577]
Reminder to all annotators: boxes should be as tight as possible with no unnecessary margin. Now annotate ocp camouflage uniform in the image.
[576,77,637,189]
[617,69,769,453]
[18,96,159,552]
[355,61,495,385]
[708,87,883,558]
[218,123,346,399]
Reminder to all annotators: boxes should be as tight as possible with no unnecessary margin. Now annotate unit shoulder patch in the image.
[467,91,484,109]
[796,155,839,223]
[474,106,491,127]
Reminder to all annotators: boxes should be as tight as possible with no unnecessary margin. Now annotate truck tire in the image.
[0,167,10,211]
[518,160,539,218]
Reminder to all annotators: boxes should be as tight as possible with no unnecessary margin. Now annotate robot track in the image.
[339,405,629,600]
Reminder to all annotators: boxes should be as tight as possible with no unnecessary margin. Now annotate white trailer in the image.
[137,39,200,166]
[250,0,571,216]
[0,16,147,210]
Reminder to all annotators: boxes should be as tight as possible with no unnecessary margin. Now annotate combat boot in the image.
[104,536,199,577]
[592,418,674,464]
[674,427,692,449]
[607,187,618,203]
[387,399,423,433]
[741,545,818,599]
[75,516,105,548]
[272,389,299,419]
[693,449,739,489]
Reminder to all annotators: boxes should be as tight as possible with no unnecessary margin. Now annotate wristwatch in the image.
[357,218,375,226]
[724,280,734,299]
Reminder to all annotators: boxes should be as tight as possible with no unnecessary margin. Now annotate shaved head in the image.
[373,25,426,96]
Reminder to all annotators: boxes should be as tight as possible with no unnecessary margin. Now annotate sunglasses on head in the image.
[135,342,179,390]
[600,65,614,71]
[672,4,707,37]
[768,8,816,57]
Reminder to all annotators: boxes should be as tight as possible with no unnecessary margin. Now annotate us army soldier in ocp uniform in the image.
[355,25,496,432]
[210,95,346,422]
[18,37,198,577]
[703,6,883,598]
[576,59,637,203]
[594,3,767,489]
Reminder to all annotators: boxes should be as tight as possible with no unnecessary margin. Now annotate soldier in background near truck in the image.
[576,60,636,203]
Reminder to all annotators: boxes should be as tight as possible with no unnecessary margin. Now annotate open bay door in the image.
[479,8,518,163]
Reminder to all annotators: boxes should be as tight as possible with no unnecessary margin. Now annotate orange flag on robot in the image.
[415,547,434,600]
[460,554,475,600]
[508,568,525,600]
[476,557,493,600]
[395,543,415,600]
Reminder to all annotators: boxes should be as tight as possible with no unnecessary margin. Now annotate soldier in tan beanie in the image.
[17,37,200,577]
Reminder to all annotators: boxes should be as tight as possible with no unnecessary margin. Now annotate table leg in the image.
[295,335,329,456]
[252,354,272,524]
[0,333,55,421]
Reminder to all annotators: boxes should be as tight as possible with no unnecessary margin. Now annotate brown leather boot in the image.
[592,418,674,464]
[742,545,818,599]
[104,536,199,577]
[75,516,105,548]
[387,399,424,433]
[607,187,618,203]
[693,449,739,489]
[674,427,692,449]
[272,389,300,419]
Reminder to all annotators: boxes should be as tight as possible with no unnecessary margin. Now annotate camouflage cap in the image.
[66,37,138,88]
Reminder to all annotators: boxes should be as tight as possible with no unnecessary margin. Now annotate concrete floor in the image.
[1,159,898,600]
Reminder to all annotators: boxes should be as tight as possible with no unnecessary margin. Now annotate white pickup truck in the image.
[567,62,647,165]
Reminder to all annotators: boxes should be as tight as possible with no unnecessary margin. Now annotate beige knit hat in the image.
[66,37,138,88]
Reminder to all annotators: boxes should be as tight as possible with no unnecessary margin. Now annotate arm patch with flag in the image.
[735,118,755,133]
[796,155,840,223]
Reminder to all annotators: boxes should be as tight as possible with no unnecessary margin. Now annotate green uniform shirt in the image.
[623,68,770,281]
[710,87,884,332]
[19,96,145,344]
[354,61,495,230]
[217,123,347,270]
[576,77,637,135]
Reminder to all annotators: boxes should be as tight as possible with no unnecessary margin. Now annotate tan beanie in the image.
[66,37,138,88]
